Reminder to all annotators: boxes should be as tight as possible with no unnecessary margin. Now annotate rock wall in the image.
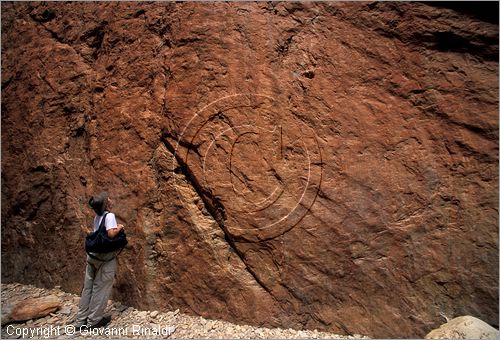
[1,2,498,338]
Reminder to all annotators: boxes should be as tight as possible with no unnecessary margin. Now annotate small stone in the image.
[137,310,148,318]
[150,310,159,318]
[46,316,57,323]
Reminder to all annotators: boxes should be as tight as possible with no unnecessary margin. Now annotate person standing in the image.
[74,192,125,329]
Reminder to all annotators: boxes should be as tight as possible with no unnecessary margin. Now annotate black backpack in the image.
[85,212,128,260]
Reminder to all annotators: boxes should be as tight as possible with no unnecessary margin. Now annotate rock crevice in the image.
[160,133,278,302]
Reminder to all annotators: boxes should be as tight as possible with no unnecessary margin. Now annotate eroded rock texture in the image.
[1,2,498,338]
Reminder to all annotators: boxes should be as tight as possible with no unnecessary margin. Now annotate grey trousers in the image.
[75,253,117,326]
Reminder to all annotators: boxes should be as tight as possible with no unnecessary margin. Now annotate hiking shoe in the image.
[71,323,87,333]
[88,315,111,329]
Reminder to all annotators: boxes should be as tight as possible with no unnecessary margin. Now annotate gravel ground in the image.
[1,283,369,339]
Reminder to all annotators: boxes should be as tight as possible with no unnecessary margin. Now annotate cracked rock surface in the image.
[1,2,498,338]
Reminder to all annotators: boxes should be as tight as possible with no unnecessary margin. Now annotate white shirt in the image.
[93,212,118,232]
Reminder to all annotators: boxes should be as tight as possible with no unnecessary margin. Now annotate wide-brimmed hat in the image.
[88,192,109,216]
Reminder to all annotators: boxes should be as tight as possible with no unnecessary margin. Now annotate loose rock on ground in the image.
[1,283,369,339]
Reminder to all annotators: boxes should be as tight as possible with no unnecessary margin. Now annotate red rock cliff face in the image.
[1,2,498,338]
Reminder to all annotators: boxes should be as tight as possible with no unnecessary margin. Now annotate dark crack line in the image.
[2,75,14,91]
[163,131,203,158]
[35,57,58,93]
[161,133,280,302]
[30,16,93,67]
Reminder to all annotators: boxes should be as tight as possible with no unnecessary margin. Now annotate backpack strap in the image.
[97,212,109,232]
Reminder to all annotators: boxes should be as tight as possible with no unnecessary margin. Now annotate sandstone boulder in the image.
[425,316,499,339]
[1,295,61,325]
